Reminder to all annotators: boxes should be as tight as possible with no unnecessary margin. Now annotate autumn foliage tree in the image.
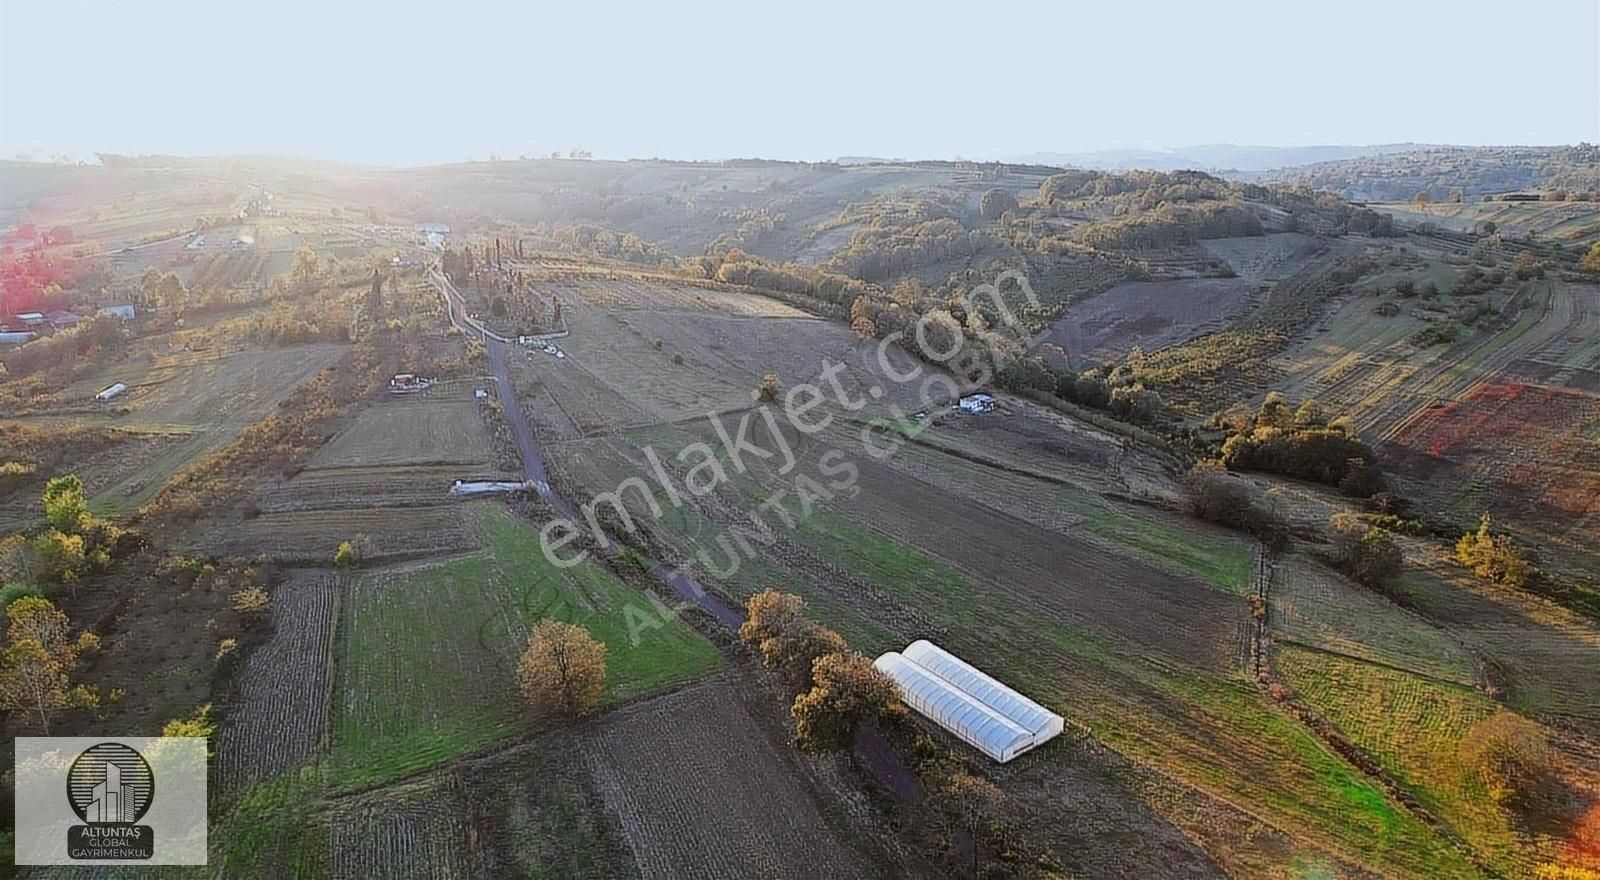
[1456,513,1534,588]
[791,651,901,753]
[1459,709,1554,807]
[739,589,846,689]
[518,620,607,717]
[1329,512,1403,591]
[42,474,88,534]
[0,596,99,733]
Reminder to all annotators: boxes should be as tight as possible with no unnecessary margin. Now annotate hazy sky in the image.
[3,0,1596,165]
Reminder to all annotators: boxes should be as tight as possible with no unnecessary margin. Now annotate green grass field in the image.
[329,502,721,790]
[1271,554,1478,685]
[1276,646,1541,876]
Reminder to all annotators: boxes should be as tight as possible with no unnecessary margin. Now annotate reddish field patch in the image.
[1384,380,1600,522]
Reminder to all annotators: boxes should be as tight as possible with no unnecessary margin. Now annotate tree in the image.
[289,247,321,286]
[42,474,88,534]
[979,188,1018,221]
[1558,803,1600,872]
[162,703,216,738]
[7,596,70,651]
[1583,242,1600,274]
[763,624,847,689]
[0,640,68,734]
[1109,383,1162,424]
[1459,710,1553,806]
[1456,514,1533,587]
[0,597,96,734]
[1184,465,1276,536]
[1330,514,1403,590]
[32,531,87,585]
[755,373,780,403]
[518,620,607,717]
[1414,190,1432,206]
[938,770,1006,874]
[333,541,359,567]
[740,589,807,646]
[791,651,900,753]
[739,591,847,688]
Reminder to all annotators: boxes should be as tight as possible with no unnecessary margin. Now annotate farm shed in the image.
[96,382,127,401]
[874,640,1063,763]
[98,304,136,320]
[956,393,996,414]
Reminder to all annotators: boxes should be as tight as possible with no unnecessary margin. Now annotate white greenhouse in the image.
[874,639,1064,763]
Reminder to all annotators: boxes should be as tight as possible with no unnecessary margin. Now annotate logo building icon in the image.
[65,743,156,859]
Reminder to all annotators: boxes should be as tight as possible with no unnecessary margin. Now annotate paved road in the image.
[432,264,742,628]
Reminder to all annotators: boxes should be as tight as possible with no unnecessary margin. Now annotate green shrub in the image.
[0,583,43,612]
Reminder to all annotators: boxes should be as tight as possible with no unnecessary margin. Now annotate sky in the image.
[2,0,1597,166]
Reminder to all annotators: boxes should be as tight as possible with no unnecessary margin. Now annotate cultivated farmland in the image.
[329,503,720,789]
[581,678,890,879]
[216,570,339,793]
[15,340,348,513]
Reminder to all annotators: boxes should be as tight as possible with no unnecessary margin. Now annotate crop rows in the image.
[217,571,338,793]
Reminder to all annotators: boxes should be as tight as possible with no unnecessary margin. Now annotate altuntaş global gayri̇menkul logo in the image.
[65,741,157,859]
[13,736,207,865]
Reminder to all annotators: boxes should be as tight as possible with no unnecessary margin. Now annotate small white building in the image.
[874,639,1063,763]
[95,382,127,402]
[956,393,997,414]
[99,304,137,320]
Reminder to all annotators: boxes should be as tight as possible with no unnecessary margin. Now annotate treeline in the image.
[829,216,981,281]
[1217,392,1385,497]
[0,315,130,382]
[690,250,877,317]
[1068,201,1264,250]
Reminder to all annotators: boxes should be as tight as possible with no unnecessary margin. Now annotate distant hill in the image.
[1255,144,1600,201]
[1003,144,1431,173]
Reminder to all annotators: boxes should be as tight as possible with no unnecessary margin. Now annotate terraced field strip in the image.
[307,395,496,469]
[217,570,338,793]
[329,776,476,879]
[582,679,878,880]
[71,343,349,512]
[1269,554,1479,686]
[1276,645,1540,877]
[207,505,474,564]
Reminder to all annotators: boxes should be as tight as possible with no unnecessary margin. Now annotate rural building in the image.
[95,382,127,401]
[874,639,1063,763]
[44,309,80,328]
[417,222,450,250]
[956,393,996,414]
[0,331,36,346]
[15,312,45,326]
[387,373,434,394]
[99,304,137,320]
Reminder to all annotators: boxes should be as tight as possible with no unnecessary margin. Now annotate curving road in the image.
[430,264,741,628]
